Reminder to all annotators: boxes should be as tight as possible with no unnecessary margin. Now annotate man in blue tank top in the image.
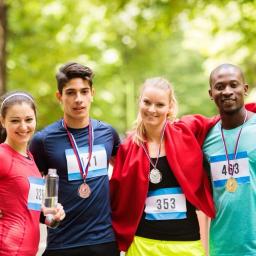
[30,62,120,256]
[203,64,256,256]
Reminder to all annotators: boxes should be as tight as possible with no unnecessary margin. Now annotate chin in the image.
[222,108,241,115]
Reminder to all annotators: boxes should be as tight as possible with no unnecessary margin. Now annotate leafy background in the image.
[3,0,256,134]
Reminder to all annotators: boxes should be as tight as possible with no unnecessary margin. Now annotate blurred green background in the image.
[1,0,256,134]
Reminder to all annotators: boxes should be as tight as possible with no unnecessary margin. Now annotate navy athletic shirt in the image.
[30,119,120,250]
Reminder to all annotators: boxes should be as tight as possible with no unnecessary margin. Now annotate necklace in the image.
[63,119,94,198]
[220,110,248,192]
[141,121,167,184]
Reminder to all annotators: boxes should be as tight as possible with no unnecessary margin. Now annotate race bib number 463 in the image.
[210,151,250,187]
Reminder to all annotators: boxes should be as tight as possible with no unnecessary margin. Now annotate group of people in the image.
[0,62,255,256]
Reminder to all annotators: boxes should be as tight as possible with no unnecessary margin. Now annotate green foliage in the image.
[4,0,256,134]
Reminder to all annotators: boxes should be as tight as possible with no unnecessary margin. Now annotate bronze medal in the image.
[78,183,91,198]
[226,177,238,192]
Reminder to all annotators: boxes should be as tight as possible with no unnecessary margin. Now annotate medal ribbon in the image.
[220,110,248,177]
[63,119,94,182]
[141,121,167,169]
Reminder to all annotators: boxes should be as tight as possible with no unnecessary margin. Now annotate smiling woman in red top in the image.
[110,77,216,256]
[0,92,65,256]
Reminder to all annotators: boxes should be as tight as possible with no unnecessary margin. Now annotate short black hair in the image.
[56,62,94,93]
[209,63,245,87]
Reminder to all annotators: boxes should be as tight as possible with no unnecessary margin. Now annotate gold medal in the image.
[226,177,238,192]
[78,183,91,198]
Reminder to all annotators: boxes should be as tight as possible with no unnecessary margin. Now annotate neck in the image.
[64,116,90,129]
[4,140,28,157]
[144,122,166,143]
[220,107,247,129]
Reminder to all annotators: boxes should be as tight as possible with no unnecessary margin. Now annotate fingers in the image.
[41,203,66,222]
[0,209,3,218]
[54,203,65,221]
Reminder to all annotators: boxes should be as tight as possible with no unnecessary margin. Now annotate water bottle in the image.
[44,168,59,227]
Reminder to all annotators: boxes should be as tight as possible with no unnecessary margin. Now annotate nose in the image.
[19,121,27,130]
[222,86,233,96]
[148,104,156,112]
[75,93,83,103]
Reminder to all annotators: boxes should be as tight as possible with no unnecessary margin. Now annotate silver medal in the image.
[149,168,162,184]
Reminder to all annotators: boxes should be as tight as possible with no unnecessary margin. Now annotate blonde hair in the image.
[131,77,178,145]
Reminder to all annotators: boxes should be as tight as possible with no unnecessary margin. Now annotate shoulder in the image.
[39,120,62,134]
[172,114,219,133]
[93,119,115,130]
[118,136,135,152]
[92,119,119,135]
[32,121,61,141]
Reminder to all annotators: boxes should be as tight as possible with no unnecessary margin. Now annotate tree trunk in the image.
[0,0,7,96]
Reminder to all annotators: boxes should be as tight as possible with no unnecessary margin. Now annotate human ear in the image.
[244,84,249,96]
[208,89,213,100]
[55,91,62,104]
[0,117,5,128]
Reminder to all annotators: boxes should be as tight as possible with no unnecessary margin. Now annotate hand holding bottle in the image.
[42,203,65,228]
[43,168,62,228]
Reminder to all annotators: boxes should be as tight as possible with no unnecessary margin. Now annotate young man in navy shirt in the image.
[30,62,120,256]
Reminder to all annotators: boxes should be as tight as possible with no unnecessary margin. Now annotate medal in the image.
[78,183,91,198]
[226,177,238,192]
[220,110,247,193]
[149,168,162,184]
[142,121,167,184]
[63,119,94,199]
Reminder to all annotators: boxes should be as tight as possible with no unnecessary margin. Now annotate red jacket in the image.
[110,114,219,252]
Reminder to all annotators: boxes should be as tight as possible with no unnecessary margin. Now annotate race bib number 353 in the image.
[145,187,187,220]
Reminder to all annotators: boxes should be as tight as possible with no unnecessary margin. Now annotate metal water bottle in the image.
[44,168,59,227]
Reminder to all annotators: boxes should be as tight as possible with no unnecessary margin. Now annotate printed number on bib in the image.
[210,151,250,187]
[66,144,108,181]
[27,177,45,211]
[145,187,187,220]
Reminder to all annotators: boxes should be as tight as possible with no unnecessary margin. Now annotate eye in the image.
[143,99,151,105]
[26,117,34,123]
[65,90,75,96]
[230,82,238,88]
[10,119,19,123]
[156,103,165,108]
[81,89,90,95]
[214,84,224,91]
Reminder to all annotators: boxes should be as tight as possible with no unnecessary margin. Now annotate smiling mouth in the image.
[73,107,85,111]
[222,98,235,103]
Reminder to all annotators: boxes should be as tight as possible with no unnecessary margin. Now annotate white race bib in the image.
[210,151,250,187]
[145,187,187,220]
[66,144,108,181]
[27,177,45,211]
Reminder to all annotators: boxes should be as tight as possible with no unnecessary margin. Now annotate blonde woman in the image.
[110,77,216,256]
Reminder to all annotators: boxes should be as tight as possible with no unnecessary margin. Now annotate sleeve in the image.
[0,149,12,178]
[29,131,48,175]
[110,127,120,157]
[179,114,220,145]
[203,154,213,193]
[245,103,256,112]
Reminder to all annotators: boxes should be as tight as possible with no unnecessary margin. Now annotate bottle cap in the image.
[48,168,57,175]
